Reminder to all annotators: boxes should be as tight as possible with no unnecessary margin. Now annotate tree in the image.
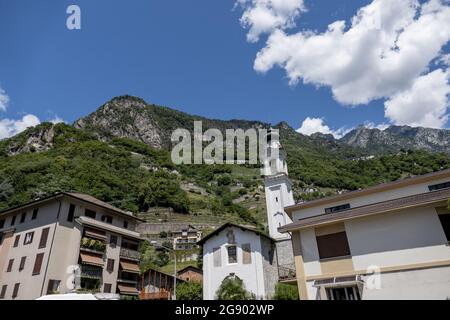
[176,282,203,300]
[273,283,299,300]
[215,276,254,300]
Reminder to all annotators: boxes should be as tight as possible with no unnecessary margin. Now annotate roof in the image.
[0,192,144,222]
[197,222,273,245]
[285,168,450,215]
[177,266,203,275]
[279,187,450,233]
[77,216,142,240]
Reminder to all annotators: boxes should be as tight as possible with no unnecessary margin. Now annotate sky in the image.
[0,0,449,139]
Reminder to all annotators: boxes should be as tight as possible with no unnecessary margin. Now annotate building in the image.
[199,223,278,300]
[280,169,450,300]
[199,129,296,300]
[172,225,202,251]
[0,192,143,300]
[140,267,184,300]
[177,265,203,283]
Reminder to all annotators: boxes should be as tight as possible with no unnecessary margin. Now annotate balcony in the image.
[120,248,141,261]
[80,237,106,254]
[140,291,171,300]
[278,264,296,283]
[80,265,103,280]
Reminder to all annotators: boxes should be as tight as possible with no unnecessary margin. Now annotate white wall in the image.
[292,176,450,221]
[203,227,266,300]
[265,176,294,240]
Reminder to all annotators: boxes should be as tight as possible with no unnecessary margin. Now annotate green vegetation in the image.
[273,283,299,300]
[80,237,106,252]
[215,276,254,300]
[176,282,203,300]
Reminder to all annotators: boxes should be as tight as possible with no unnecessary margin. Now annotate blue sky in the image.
[0,0,449,139]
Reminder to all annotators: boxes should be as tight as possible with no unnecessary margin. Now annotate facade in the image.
[177,266,203,283]
[0,192,143,300]
[172,225,202,251]
[280,169,450,300]
[199,223,278,300]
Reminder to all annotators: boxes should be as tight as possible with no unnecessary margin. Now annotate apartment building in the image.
[0,192,143,300]
[279,169,450,300]
[172,226,202,251]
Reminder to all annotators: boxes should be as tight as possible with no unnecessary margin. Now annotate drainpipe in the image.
[40,200,62,296]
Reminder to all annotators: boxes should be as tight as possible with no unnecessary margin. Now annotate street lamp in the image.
[160,244,176,300]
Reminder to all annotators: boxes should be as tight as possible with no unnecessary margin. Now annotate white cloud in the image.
[49,115,65,124]
[238,0,450,128]
[384,69,450,128]
[0,114,41,140]
[297,117,352,138]
[237,0,306,42]
[0,86,9,112]
[363,121,390,131]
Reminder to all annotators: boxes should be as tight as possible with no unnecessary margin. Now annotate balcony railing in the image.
[120,248,141,261]
[140,292,171,300]
[278,264,296,282]
[80,265,103,280]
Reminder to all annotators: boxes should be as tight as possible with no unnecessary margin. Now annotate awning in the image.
[118,284,139,295]
[80,252,104,267]
[84,228,107,241]
[120,260,140,274]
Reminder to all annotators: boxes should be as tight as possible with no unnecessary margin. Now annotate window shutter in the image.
[39,228,50,249]
[107,259,115,272]
[19,257,26,271]
[316,232,351,259]
[213,247,222,267]
[12,283,20,299]
[242,244,252,264]
[13,235,20,247]
[32,253,44,275]
[7,259,13,272]
[0,285,7,299]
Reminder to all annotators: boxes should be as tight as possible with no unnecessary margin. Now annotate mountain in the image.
[341,125,450,155]
[1,95,450,229]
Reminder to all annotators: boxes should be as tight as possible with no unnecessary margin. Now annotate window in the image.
[67,204,75,222]
[242,244,252,265]
[104,283,112,293]
[32,253,44,275]
[101,215,113,224]
[227,245,237,264]
[7,259,14,272]
[213,247,222,267]
[19,256,26,271]
[11,215,16,226]
[47,280,61,294]
[0,285,6,299]
[438,214,450,241]
[316,232,351,259]
[429,181,450,191]
[32,208,39,220]
[110,235,118,247]
[13,235,20,247]
[325,204,351,214]
[85,209,96,219]
[123,220,128,229]
[24,231,34,245]
[20,212,26,223]
[0,219,4,229]
[12,283,20,299]
[106,259,115,272]
[326,286,361,300]
[39,228,50,249]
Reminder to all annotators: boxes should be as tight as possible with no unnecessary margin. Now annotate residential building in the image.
[177,265,203,283]
[172,225,202,251]
[0,192,143,300]
[280,169,450,300]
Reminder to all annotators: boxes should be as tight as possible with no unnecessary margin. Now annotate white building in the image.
[280,169,450,300]
[200,129,296,300]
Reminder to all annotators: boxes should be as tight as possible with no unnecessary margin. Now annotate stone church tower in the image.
[263,129,295,268]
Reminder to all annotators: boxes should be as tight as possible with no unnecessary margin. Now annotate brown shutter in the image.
[107,259,115,272]
[12,283,20,299]
[13,235,20,247]
[242,244,252,264]
[39,228,50,249]
[19,257,26,271]
[7,259,13,272]
[0,285,7,299]
[316,232,351,259]
[32,253,44,275]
